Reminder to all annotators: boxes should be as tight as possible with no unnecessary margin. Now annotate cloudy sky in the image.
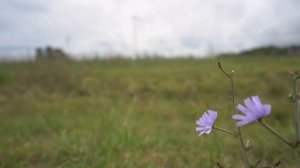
[1,0,300,58]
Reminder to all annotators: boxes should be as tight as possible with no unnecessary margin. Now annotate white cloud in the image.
[0,0,300,58]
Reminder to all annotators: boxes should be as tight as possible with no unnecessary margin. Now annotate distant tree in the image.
[35,46,71,61]
[35,47,44,59]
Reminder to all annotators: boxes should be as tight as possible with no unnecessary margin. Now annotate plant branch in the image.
[259,119,295,149]
[218,62,250,166]
[292,73,300,145]
[213,126,239,136]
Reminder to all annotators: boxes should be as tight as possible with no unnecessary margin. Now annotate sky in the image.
[1,0,300,59]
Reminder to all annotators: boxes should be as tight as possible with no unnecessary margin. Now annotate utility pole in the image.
[132,15,139,57]
[65,35,71,53]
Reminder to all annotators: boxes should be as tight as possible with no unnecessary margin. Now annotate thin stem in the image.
[213,126,239,136]
[292,74,300,144]
[237,129,249,163]
[218,62,250,166]
[259,119,295,149]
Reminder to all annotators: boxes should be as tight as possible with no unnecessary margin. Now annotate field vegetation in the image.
[0,53,299,167]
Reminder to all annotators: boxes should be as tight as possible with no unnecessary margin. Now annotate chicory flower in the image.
[233,96,271,127]
[196,110,218,136]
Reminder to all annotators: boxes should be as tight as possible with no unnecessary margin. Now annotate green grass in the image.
[0,56,300,167]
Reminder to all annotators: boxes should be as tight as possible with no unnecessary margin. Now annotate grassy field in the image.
[0,56,299,167]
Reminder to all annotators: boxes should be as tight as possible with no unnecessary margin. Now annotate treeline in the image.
[220,45,300,57]
[239,45,300,56]
[34,45,300,61]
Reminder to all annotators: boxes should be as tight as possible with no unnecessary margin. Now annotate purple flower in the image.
[233,95,271,127]
[196,110,218,136]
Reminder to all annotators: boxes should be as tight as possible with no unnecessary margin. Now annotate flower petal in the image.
[252,96,262,106]
[244,98,254,110]
[232,114,246,120]
[199,129,210,136]
[237,104,249,115]
[236,120,250,127]
[196,127,207,132]
[262,104,271,116]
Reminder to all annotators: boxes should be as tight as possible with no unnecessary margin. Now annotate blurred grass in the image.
[0,56,299,167]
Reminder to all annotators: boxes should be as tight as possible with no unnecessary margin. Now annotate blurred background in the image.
[0,0,300,167]
[1,0,300,59]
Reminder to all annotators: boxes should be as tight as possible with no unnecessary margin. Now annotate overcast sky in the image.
[1,0,300,58]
